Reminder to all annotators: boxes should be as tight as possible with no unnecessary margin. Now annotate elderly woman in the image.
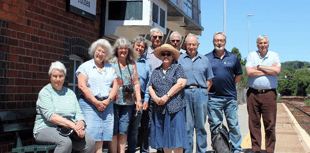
[109,37,142,153]
[148,44,188,153]
[127,36,151,153]
[33,61,95,153]
[76,39,118,153]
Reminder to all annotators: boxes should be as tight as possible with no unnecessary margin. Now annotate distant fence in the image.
[237,86,247,105]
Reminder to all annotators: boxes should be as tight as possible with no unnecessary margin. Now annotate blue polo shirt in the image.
[205,49,243,99]
[178,52,214,88]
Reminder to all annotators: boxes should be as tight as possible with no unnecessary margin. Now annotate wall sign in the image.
[66,0,97,20]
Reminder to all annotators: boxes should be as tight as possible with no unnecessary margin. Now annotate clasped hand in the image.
[154,95,169,106]
[73,121,85,138]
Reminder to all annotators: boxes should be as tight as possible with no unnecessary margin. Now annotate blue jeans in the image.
[207,97,243,153]
[113,104,135,135]
[184,88,208,153]
[127,107,143,153]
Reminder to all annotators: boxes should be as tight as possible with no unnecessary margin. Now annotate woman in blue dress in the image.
[109,37,142,153]
[148,44,189,153]
[76,39,118,153]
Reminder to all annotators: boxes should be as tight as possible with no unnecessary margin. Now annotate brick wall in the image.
[0,0,102,151]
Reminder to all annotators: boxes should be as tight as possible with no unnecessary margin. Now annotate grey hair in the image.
[132,36,149,51]
[213,32,226,40]
[185,33,199,43]
[169,31,182,41]
[48,61,66,76]
[88,39,113,60]
[256,35,269,44]
[150,27,163,37]
[111,37,139,62]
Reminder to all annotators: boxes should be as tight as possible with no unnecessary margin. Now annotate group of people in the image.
[33,27,281,153]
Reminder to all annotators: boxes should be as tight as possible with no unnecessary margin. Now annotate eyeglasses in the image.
[161,52,172,57]
[213,39,225,43]
[152,36,163,39]
[96,50,106,54]
[171,40,180,43]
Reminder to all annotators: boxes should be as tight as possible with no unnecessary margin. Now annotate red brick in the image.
[17,31,26,39]
[8,54,18,62]
[17,71,23,77]
[18,40,24,47]
[3,3,9,11]
[17,16,26,24]
[23,72,31,78]
[7,70,17,77]
[25,11,33,18]
[25,0,34,5]
[0,10,11,21]
[7,102,17,109]
[29,64,38,72]
[15,78,25,85]
[8,22,24,32]
[7,86,16,93]
[16,47,25,55]
[23,56,32,64]
[7,38,18,46]
[16,63,28,70]
[10,13,18,22]
[22,87,31,93]
[24,41,33,49]
[31,20,40,28]
[51,5,59,13]
[32,5,41,14]
[11,30,17,38]
[31,35,39,43]
[9,5,19,15]
[24,26,34,34]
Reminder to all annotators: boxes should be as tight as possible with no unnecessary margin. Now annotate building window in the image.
[184,0,192,18]
[68,54,83,97]
[171,0,178,5]
[108,1,143,20]
[160,8,165,28]
[152,3,159,24]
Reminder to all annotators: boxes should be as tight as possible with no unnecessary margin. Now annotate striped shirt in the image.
[33,84,84,136]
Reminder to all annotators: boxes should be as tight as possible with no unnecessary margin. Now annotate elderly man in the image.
[246,35,281,153]
[169,31,186,54]
[178,33,214,153]
[146,27,164,71]
[205,32,243,153]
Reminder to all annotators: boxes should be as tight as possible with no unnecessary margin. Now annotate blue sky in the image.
[197,0,310,63]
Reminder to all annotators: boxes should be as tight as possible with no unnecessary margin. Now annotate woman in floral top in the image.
[109,37,142,153]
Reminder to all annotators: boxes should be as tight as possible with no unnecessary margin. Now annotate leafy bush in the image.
[305,100,310,106]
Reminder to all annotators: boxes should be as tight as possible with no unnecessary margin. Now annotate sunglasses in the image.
[152,36,163,39]
[161,52,172,57]
[171,40,180,43]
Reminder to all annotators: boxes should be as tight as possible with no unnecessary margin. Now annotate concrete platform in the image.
[137,103,310,153]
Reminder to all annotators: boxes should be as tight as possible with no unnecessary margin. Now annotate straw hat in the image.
[153,44,180,60]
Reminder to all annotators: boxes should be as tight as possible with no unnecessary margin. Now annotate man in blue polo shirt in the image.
[178,33,214,153]
[205,32,243,153]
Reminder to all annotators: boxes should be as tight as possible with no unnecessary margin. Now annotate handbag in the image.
[56,125,82,141]
[211,124,233,153]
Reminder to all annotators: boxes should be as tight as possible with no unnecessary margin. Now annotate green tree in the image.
[231,47,247,87]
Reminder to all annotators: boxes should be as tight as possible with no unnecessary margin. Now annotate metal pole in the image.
[248,14,253,54]
[224,0,226,33]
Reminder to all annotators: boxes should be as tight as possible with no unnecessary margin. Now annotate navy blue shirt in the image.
[205,49,242,99]
[178,52,214,88]
[148,63,187,114]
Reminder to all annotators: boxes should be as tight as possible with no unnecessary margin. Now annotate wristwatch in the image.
[166,93,171,98]
[108,97,112,102]
[257,65,260,69]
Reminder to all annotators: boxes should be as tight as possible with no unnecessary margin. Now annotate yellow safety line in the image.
[282,103,310,148]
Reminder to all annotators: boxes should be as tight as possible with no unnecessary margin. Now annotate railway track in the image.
[282,100,310,135]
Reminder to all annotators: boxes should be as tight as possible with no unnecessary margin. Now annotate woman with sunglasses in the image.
[109,37,142,153]
[148,44,188,153]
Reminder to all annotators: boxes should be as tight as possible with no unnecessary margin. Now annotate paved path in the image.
[138,103,310,153]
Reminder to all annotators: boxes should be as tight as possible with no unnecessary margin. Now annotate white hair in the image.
[88,39,113,60]
[185,33,199,43]
[169,31,182,41]
[256,35,269,45]
[132,36,148,52]
[111,37,139,62]
[48,61,66,76]
[150,28,163,36]
[213,32,226,40]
